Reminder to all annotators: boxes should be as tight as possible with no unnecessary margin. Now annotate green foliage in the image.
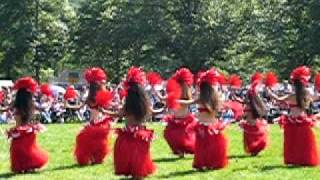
[1,0,320,81]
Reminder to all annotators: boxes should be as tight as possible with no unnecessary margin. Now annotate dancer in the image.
[163,68,197,157]
[192,68,229,170]
[267,66,319,166]
[239,72,270,156]
[7,77,48,173]
[74,67,113,166]
[113,67,157,179]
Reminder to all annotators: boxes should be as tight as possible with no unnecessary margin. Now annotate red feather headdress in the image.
[315,74,320,91]
[146,72,163,86]
[290,66,311,86]
[198,68,221,86]
[228,74,242,89]
[64,86,77,100]
[264,72,278,88]
[124,66,146,89]
[95,89,113,108]
[40,84,53,97]
[172,68,194,86]
[166,78,182,110]
[13,76,38,94]
[84,67,107,84]
[251,72,263,84]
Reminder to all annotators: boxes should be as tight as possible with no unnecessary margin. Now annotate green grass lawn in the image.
[0,123,320,180]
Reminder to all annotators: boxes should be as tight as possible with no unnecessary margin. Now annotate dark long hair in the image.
[124,82,151,122]
[86,83,101,105]
[14,89,34,124]
[179,81,192,100]
[199,82,220,113]
[294,80,308,110]
[248,93,266,119]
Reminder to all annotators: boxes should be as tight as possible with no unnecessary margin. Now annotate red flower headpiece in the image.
[264,72,278,88]
[290,66,311,86]
[13,76,38,94]
[146,72,163,86]
[166,78,182,110]
[96,89,113,108]
[84,67,107,84]
[251,72,263,84]
[124,66,146,88]
[172,68,194,86]
[198,69,221,86]
[315,74,320,92]
[0,91,4,104]
[40,84,53,97]
[228,74,242,89]
[219,72,228,85]
[64,86,77,100]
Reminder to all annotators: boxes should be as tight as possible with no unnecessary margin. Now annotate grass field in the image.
[0,123,320,180]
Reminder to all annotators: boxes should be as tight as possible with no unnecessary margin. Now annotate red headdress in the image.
[218,71,228,85]
[146,72,163,86]
[64,86,77,100]
[95,89,113,108]
[251,72,263,84]
[264,72,278,88]
[228,74,242,89]
[172,68,194,86]
[40,84,53,97]
[198,68,221,86]
[84,67,107,84]
[315,74,320,92]
[124,66,146,89]
[166,78,182,110]
[290,66,311,86]
[13,76,38,94]
[195,70,206,85]
[0,91,4,104]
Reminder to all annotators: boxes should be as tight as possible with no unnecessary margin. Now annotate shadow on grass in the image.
[0,171,40,179]
[154,156,191,163]
[48,164,85,172]
[158,169,211,178]
[260,165,305,171]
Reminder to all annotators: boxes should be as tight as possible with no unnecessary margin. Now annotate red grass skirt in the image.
[114,125,156,178]
[240,119,268,155]
[163,114,196,155]
[7,124,48,173]
[193,122,228,169]
[74,117,112,165]
[280,115,319,166]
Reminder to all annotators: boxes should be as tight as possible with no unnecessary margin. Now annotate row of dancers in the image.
[4,66,320,179]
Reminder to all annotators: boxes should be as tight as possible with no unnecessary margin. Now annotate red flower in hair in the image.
[228,74,242,89]
[166,78,182,109]
[251,72,263,84]
[124,66,146,88]
[265,72,278,88]
[315,74,320,91]
[198,69,221,86]
[290,66,311,86]
[0,91,4,104]
[173,68,194,86]
[13,77,38,94]
[40,84,52,97]
[64,86,77,100]
[84,67,107,84]
[146,72,163,86]
[96,89,113,108]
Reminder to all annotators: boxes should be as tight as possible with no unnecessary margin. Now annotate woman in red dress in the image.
[240,72,269,156]
[7,77,48,173]
[267,66,319,166]
[163,68,197,157]
[112,67,157,179]
[74,67,113,166]
[192,68,228,170]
